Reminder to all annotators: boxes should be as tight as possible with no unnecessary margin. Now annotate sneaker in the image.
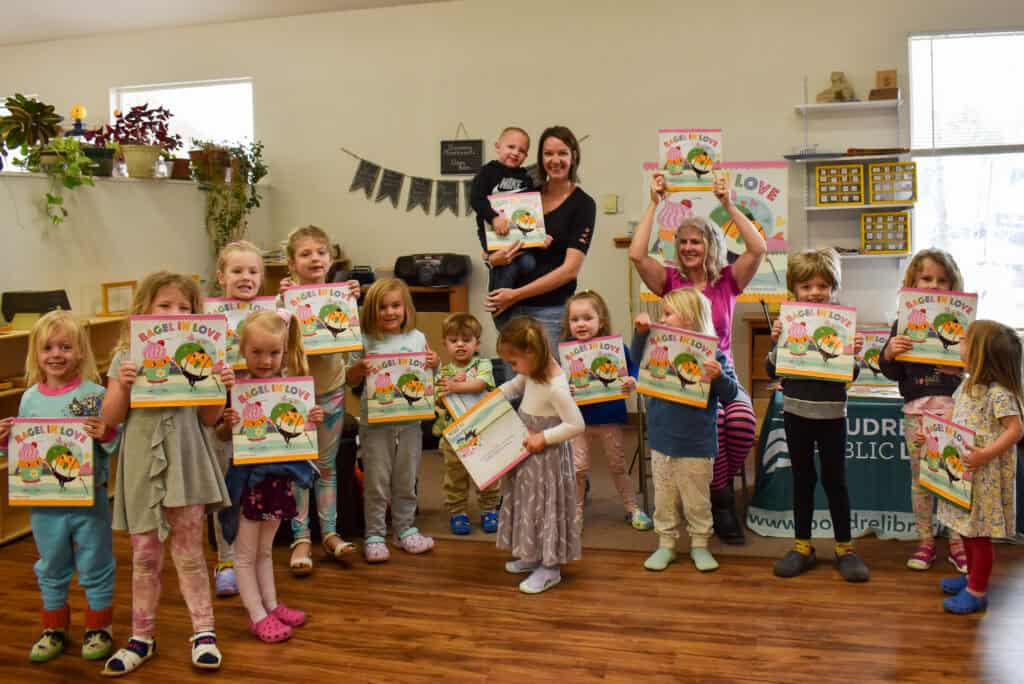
[519,567,562,594]
[504,558,540,574]
[449,513,472,535]
[773,549,817,578]
[628,509,653,531]
[29,629,68,663]
[214,563,238,597]
[480,510,499,534]
[907,542,937,571]
[82,628,113,661]
[943,588,988,614]
[835,551,870,583]
[940,575,968,595]
[948,543,968,574]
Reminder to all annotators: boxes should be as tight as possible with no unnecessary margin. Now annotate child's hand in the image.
[493,215,510,236]
[436,377,450,397]
[118,362,138,386]
[350,358,372,382]
[649,173,667,204]
[308,406,325,426]
[621,376,637,393]
[542,235,554,249]
[634,312,652,334]
[523,431,546,454]
[453,371,467,382]
[82,417,108,439]
[347,279,361,298]
[704,358,722,381]
[217,363,235,389]
[884,335,914,360]
[0,416,14,442]
[853,333,864,356]
[222,408,240,428]
[962,442,992,471]
[712,171,731,207]
[425,348,440,369]
[278,276,295,296]
[771,319,782,342]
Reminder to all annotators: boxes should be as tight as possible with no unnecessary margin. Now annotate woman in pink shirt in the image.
[629,172,766,544]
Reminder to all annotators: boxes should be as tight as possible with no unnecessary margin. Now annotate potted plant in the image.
[0,93,63,152]
[162,150,191,180]
[16,136,95,224]
[84,104,182,178]
[197,139,268,256]
[189,139,230,183]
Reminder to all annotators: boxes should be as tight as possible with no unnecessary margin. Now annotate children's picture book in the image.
[854,328,897,386]
[637,324,718,408]
[775,302,857,383]
[366,352,435,423]
[230,376,319,465]
[485,191,547,250]
[920,412,975,511]
[558,335,630,406]
[282,283,362,355]
[895,288,978,368]
[845,383,902,400]
[443,389,530,490]
[9,418,94,506]
[129,315,227,407]
[204,296,277,370]
[658,128,722,190]
[441,391,488,421]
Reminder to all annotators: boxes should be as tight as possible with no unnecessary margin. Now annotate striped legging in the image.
[710,391,757,491]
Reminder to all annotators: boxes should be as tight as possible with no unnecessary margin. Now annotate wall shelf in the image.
[805,203,915,212]
[792,153,909,164]
[794,99,900,114]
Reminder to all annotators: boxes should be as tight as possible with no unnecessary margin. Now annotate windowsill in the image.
[0,171,271,188]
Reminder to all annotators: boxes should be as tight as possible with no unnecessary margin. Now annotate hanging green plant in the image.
[193,140,268,257]
[17,137,96,225]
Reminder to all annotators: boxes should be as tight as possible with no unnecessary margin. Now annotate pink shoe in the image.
[364,539,390,564]
[250,614,292,643]
[948,540,968,574]
[395,529,435,554]
[271,603,306,628]
[906,541,936,571]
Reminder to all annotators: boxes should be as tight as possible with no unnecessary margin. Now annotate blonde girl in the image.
[216,310,322,641]
[879,249,968,572]
[0,311,118,663]
[100,272,233,675]
[347,278,439,562]
[281,226,358,573]
[936,321,1023,614]
[632,289,737,573]
[560,290,649,530]
[497,316,585,594]
[209,239,269,597]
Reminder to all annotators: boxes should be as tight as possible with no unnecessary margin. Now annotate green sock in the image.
[794,539,812,556]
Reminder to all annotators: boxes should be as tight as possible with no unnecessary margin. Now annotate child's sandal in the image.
[270,603,306,628]
[250,615,292,643]
[289,539,314,576]
[101,638,155,677]
[322,532,356,559]
[190,631,221,670]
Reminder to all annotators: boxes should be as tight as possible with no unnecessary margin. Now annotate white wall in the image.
[2,0,1022,382]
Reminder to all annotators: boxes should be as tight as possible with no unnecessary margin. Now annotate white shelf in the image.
[795,100,900,114]
[792,153,910,164]
[805,203,915,212]
[839,253,908,260]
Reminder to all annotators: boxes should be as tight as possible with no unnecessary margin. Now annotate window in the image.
[112,78,254,148]
[910,32,1024,326]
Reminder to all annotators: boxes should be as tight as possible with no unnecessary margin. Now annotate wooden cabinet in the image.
[745,315,774,430]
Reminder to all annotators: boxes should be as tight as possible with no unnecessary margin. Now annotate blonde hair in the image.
[961,320,1024,407]
[661,288,715,336]
[561,290,612,341]
[286,225,330,261]
[442,312,482,340]
[786,247,841,295]
[497,316,553,384]
[499,126,530,146]
[238,310,309,376]
[116,271,202,351]
[25,310,100,386]
[216,239,265,282]
[361,278,416,338]
[674,216,726,285]
[902,249,964,291]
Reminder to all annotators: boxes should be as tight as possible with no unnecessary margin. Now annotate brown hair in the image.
[561,290,612,341]
[442,312,482,340]
[497,316,554,384]
[25,310,100,386]
[286,225,330,261]
[239,310,309,376]
[902,249,964,291]
[536,125,580,184]
[786,248,841,296]
[961,320,1024,408]
[499,127,530,146]
[674,216,727,286]
[116,271,202,351]
[361,278,416,339]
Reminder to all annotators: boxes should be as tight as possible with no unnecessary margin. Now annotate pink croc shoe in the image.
[271,603,306,628]
[250,614,292,643]
[395,529,435,554]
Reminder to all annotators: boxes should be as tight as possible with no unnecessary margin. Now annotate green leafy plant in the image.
[17,137,95,224]
[195,140,268,256]
[0,94,63,150]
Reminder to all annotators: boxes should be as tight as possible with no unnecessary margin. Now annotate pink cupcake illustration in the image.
[657,200,691,232]
[375,371,395,405]
[786,321,809,356]
[296,304,316,337]
[568,356,590,389]
[925,433,941,472]
[664,145,684,175]
[906,307,929,343]
[18,441,43,484]
[243,401,268,441]
[142,340,170,383]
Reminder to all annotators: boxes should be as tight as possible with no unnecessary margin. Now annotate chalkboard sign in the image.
[440,139,484,176]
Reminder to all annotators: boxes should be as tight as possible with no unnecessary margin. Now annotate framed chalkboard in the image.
[440,139,484,176]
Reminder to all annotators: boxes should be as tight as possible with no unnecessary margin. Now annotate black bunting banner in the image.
[376,169,404,208]
[407,177,433,214]
[435,181,459,216]
[349,159,381,198]
[462,180,474,217]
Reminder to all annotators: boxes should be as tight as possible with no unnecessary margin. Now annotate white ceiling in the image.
[0,0,449,46]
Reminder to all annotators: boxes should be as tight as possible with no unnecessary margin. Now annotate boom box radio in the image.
[393,254,471,287]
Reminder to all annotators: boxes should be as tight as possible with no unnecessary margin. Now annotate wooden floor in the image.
[0,534,1023,682]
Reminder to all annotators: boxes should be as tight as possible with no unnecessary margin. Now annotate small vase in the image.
[120,144,162,179]
[83,147,115,177]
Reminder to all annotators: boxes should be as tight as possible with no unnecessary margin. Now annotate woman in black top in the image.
[484,126,596,348]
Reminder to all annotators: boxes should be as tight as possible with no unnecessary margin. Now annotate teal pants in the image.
[31,485,115,611]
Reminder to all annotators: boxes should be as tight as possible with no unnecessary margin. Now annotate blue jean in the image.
[489,252,537,292]
[32,485,115,611]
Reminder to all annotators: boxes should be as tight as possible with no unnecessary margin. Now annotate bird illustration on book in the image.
[687,147,714,177]
[318,303,350,339]
[812,326,844,364]
[45,442,87,493]
[933,313,966,351]
[942,445,964,485]
[397,372,427,406]
[590,356,621,388]
[671,352,706,396]
[509,208,538,236]
[269,402,311,448]
[174,341,219,391]
[862,347,883,377]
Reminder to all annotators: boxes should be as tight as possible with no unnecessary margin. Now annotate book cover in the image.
[282,283,362,355]
[854,328,897,386]
[775,302,857,383]
[204,296,277,370]
[230,376,319,465]
[443,389,529,490]
[129,315,227,407]
[9,418,94,506]
[895,288,978,368]
[658,128,722,191]
[637,324,718,408]
[366,352,435,423]
[920,412,974,511]
[558,335,630,406]
[485,191,547,250]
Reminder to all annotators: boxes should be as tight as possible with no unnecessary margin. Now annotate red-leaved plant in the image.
[84,104,182,152]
